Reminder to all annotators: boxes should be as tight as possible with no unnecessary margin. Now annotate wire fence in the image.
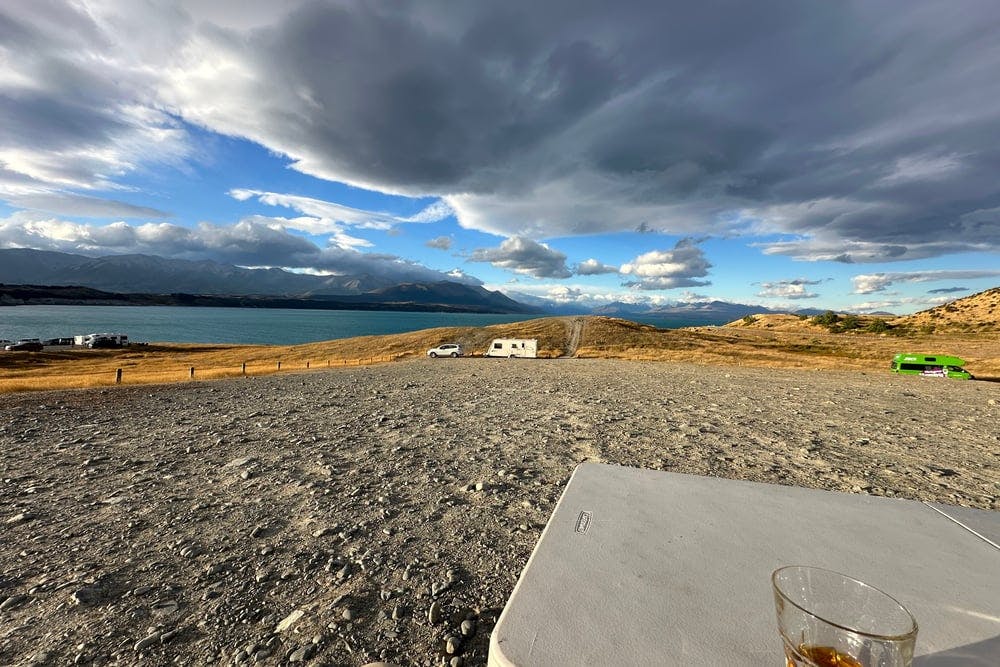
[0,352,409,393]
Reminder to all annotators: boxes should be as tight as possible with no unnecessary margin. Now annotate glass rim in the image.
[772,565,918,642]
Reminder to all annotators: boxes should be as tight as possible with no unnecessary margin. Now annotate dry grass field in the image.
[578,317,1000,375]
[0,317,576,393]
[2,312,998,393]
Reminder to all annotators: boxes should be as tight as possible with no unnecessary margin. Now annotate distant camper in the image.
[75,332,130,348]
[890,353,973,380]
[485,338,537,358]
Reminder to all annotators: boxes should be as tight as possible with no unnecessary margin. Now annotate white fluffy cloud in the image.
[619,238,711,290]
[425,236,452,250]
[469,237,571,279]
[852,270,1000,294]
[756,278,822,300]
[847,295,955,313]
[575,258,619,275]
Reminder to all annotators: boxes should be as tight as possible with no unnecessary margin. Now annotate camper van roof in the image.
[892,353,965,366]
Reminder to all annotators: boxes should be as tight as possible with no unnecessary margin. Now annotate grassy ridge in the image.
[1,316,997,393]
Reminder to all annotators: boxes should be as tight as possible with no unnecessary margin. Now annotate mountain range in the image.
[0,248,840,322]
[0,249,536,314]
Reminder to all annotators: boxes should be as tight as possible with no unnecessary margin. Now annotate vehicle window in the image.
[494,343,502,349]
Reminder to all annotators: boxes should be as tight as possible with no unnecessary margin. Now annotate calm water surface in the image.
[0,305,539,345]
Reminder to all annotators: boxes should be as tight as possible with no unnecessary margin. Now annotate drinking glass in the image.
[772,566,918,667]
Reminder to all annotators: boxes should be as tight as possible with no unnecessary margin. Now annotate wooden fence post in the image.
[277,361,281,370]
[306,361,310,369]
[242,362,246,375]
[115,368,122,384]
[190,366,195,379]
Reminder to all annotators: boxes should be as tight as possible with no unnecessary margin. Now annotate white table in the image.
[489,463,1000,666]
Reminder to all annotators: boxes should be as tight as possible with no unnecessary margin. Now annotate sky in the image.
[1,1,999,314]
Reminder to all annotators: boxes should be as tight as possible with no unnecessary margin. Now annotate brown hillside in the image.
[891,287,1000,333]
[722,313,891,333]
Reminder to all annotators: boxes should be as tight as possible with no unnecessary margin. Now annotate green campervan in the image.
[890,354,974,380]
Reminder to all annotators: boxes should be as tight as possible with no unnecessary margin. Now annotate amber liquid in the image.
[785,643,864,667]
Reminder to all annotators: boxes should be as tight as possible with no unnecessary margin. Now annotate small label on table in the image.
[575,510,592,534]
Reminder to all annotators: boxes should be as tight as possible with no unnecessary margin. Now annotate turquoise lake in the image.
[0,305,706,345]
[0,305,541,345]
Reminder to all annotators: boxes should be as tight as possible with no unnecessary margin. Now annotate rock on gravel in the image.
[0,359,996,665]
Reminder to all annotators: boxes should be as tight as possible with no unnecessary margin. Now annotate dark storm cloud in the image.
[468,237,571,279]
[4,1,1000,261]
[0,2,187,197]
[167,0,1000,256]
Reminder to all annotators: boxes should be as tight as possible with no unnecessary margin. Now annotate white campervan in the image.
[75,332,130,348]
[485,338,537,358]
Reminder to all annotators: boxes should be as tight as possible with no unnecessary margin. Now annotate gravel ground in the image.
[1,359,998,666]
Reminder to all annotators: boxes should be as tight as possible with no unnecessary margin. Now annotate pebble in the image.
[0,595,27,611]
[288,645,311,662]
[134,632,161,651]
[71,585,105,606]
[275,609,304,633]
[428,601,443,624]
[460,619,475,636]
[151,599,179,615]
[6,512,32,525]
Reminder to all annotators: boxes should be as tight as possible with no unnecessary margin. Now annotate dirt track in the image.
[1,359,998,666]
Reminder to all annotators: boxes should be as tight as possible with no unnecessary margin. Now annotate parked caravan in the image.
[75,332,130,348]
[485,338,537,358]
[890,353,973,380]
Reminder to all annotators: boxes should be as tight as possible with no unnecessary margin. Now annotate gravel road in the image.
[1,359,997,666]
